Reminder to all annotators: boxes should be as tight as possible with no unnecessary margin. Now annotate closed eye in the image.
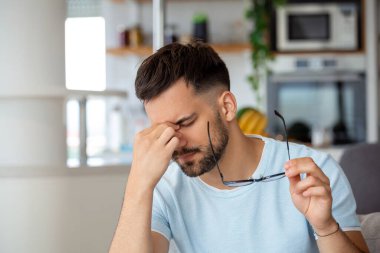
[175,113,197,128]
[180,120,195,128]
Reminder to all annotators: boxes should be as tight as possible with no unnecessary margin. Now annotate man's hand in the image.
[110,122,182,253]
[128,123,184,190]
[285,157,337,235]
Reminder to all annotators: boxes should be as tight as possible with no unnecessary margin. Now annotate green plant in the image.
[192,12,208,24]
[245,0,286,107]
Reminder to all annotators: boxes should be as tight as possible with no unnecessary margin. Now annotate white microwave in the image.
[276,3,358,51]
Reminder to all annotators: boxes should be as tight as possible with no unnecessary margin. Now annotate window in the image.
[64,2,147,167]
[65,17,106,91]
[65,17,117,167]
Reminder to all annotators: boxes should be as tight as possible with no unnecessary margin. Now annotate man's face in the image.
[172,111,228,177]
[144,79,229,177]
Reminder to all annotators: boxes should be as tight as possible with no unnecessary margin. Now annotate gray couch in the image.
[340,143,380,253]
[358,213,380,253]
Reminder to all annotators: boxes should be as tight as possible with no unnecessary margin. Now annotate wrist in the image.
[128,165,159,191]
[313,219,339,237]
[125,179,155,204]
[127,176,156,193]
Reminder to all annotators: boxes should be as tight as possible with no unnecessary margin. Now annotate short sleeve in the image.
[151,188,172,241]
[319,155,361,231]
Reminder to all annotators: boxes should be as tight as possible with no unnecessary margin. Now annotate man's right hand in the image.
[128,123,185,191]
[109,123,182,253]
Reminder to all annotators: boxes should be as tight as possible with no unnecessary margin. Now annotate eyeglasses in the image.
[207,110,290,187]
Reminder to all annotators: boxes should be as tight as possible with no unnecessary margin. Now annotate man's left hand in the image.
[285,157,337,235]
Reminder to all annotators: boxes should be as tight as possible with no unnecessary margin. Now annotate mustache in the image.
[172,147,201,159]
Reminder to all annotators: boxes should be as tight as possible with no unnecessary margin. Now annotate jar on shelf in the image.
[164,24,178,45]
[117,25,130,47]
[129,25,144,47]
[192,12,209,43]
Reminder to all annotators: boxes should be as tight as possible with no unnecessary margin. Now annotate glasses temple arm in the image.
[274,110,291,160]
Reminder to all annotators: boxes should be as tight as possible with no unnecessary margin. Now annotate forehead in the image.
[144,79,209,124]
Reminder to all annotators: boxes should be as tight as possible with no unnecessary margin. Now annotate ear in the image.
[218,91,237,122]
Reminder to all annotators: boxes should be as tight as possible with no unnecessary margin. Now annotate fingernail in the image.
[285,169,292,176]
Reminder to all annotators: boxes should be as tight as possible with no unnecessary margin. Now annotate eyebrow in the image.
[175,113,197,125]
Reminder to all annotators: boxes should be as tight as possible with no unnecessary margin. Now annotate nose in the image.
[175,131,187,147]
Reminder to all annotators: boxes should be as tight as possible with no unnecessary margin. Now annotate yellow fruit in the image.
[244,113,261,134]
[253,115,267,134]
[238,110,256,131]
[237,108,268,135]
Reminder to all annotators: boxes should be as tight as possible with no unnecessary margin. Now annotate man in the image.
[109,42,369,253]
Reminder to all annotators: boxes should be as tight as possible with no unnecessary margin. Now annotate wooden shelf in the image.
[211,43,250,53]
[107,43,251,57]
[107,45,153,56]
[273,50,366,56]
[136,0,237,3]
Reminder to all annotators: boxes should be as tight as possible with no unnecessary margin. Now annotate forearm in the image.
[109,181,154,253]
[316,225,367,253]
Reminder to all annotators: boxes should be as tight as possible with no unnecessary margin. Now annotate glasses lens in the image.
[224,180,253,187]
[261,174,286,183]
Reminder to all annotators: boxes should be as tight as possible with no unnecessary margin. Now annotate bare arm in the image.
[316,229,369,253]
[109,123,182,253]
[109,183,155,253]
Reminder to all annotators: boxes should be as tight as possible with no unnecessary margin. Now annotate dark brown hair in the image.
[135,41,230,101]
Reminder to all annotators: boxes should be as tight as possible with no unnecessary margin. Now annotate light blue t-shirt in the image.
[151,136,360,253]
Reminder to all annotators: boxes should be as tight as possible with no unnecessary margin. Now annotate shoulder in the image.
[259,135,341,177]
[258,135,330,164]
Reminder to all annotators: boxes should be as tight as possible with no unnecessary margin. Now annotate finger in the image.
[138,123,161,136]
[302,185,332,199]
[287,173,301,192]
[165,136,180,154]
[148,124,169,139]
[147,123,179,139]
[285,157,330,185]
[157,126,180,145]
[293,176,327,195]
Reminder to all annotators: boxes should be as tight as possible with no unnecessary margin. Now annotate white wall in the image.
[0,1,131,252]
[0,167,129,253]
[0,99,66,166]
[377,0,380,139]
[365,0,379,142]
[0,0,67,167]
[0,1,65,94]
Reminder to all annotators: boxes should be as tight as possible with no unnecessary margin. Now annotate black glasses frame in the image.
[207,110,290,187]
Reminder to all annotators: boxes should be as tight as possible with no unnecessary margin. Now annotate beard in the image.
[172,113,229,177]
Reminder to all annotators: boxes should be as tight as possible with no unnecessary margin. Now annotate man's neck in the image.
[199,131,265,190]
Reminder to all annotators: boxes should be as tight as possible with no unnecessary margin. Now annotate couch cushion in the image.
[358,212,380,253]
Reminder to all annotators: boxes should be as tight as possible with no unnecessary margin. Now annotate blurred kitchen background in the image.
[0,0,379,252]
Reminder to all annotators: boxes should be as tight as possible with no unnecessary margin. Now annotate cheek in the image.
[179,125,206,147]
